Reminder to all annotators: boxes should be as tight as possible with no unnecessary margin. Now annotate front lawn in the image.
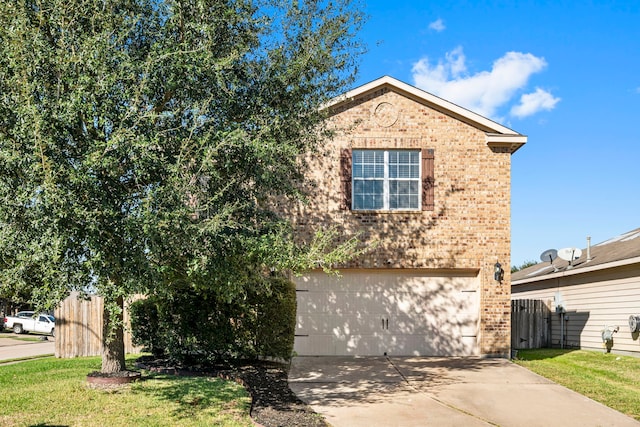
[514,349,640,421]
[0,356,253,427]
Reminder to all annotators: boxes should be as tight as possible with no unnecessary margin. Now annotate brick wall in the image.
[284,86,513,356]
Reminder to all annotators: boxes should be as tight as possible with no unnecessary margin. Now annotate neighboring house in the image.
[280,76,526,357]
[512,228,640,356]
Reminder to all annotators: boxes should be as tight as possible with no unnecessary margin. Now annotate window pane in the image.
[361,194,383,210]
[363,180,373,193]
[361,150,383,163]
[398,151,410,163]
[363,164,375,177]
[353,151,362,163]
[409,195,419,209]
[390,195,398,209]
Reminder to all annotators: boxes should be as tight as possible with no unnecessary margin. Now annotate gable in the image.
[325,76,526,153]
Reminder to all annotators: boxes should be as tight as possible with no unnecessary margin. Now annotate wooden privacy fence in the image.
[511,299,551,349]
[54,292,141,358]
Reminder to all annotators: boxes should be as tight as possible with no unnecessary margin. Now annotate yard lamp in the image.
[494,262,504,283]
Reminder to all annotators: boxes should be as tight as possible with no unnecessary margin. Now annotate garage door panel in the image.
[297,314,391,335]
[294,270,479,356]
[298,272,476,294]
[297,291,397,315]
[390,314,477,336]
[294,334,385,356]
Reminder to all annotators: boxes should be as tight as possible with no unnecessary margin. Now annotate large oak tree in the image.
[0,0,363,372]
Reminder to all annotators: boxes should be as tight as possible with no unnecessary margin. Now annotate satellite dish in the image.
[557,247,582,262]
[540,249,558,263]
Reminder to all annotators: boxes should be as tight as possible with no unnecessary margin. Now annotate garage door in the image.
[294,269,479,356]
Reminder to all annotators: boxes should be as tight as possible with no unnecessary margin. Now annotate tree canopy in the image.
[0,0,364,372]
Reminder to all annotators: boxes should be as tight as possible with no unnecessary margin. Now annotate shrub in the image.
[130,276,297,364]
[129,298,165,358]
[252,276,296,359]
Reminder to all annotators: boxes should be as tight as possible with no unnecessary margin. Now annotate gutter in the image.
[512,255,640,286]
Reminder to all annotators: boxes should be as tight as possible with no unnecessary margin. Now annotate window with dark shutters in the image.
[422,149,435,211]
[339,148,352,210]
[340,147,434,211]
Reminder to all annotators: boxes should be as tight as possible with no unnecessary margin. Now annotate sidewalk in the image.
[0,336,55,362]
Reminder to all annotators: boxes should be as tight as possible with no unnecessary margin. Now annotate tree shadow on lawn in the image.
[134,373,250,420]
[514,348,578,361]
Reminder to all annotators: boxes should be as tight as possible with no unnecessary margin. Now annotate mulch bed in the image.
[136,357,328,427]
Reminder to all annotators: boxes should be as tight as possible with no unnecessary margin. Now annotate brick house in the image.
[283,76,526,357]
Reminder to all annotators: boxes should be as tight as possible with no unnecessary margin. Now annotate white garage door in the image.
[294,270,479,356]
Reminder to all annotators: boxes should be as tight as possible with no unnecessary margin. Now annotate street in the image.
[0,333,55,362]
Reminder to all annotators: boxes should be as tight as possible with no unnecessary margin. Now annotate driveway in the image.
[288,356,639,427]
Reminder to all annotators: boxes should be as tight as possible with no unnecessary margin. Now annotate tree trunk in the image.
[101,295,126,373]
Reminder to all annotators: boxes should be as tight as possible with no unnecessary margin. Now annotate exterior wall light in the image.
[494,262,504,283]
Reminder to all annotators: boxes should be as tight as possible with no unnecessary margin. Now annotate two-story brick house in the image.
[284,76,526,357]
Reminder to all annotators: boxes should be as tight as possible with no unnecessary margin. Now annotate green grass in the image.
[0,356,253,427]
[514,349,640,420]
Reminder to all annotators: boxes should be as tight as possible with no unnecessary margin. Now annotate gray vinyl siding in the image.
[512,264,640,355]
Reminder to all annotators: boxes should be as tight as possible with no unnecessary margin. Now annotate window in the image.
[352,150,421,210]
[340,148,434,212]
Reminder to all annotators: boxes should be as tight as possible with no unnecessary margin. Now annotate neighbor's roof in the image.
[512,227,640,285]
[325,76,527,153]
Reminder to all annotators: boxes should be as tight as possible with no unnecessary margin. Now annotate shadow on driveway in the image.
[288,356,640,427]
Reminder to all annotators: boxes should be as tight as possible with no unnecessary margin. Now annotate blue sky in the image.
[353,0,640,266]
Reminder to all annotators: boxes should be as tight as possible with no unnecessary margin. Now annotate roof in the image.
[512,227,640,285]
[325,76,527,153]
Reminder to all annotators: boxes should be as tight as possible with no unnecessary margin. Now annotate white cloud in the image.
[429,19,445,32]
[411,47,555,119]
[511,88,561,118]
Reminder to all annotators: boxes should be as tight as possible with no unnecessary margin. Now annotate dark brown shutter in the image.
[339,148,352,210]
[422,149,434,211]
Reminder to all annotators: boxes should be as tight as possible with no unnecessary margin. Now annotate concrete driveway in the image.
[288,356,639,427]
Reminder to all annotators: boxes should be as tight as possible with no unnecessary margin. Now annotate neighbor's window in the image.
[352,150,421,210]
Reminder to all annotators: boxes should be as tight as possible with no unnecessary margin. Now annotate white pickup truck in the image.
[3,311,55,336]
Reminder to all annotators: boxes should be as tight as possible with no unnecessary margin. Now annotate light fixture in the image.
[494,262,504,283]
